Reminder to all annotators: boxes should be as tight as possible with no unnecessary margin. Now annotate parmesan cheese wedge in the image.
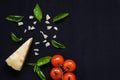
[5,38,33,71]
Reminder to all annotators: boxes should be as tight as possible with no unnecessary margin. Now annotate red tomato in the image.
[51,54,64,67]
[50,67,62,79]
[63,59,76,72]
[63,72,76,80]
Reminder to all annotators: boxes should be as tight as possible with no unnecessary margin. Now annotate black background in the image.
[0,0,120,80]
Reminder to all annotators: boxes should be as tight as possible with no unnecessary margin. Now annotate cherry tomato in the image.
[51,54,64,67]
[63,59,76,72]
[63,72,76,80]
[50,67,62,79]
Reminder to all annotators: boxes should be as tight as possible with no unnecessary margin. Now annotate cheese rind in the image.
[5,38,33,71]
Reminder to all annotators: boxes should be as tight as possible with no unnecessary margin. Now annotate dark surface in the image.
[0,0,120,80]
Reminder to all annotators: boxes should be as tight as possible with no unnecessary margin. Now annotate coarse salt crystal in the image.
[40,31,48,39]
[43,40,47,43]
[33,49,39,51]
[53,27,58,31]
[29,15,34,19]
[18,22,24,26]
[45,21,50,24]
[35,42,40,45]
[40,31,43,34]
[53,35,57,39]
[45,42,50,47]
[28,25,31,30]
[24,29,27,33]
[47,26,52,30]
[33,21,37,25]
[43,34,48,39]
[30,26,35,30]
[34,52,39,56]
[46,14,51,20]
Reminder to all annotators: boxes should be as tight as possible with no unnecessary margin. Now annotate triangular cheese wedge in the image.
[5,38,33,71]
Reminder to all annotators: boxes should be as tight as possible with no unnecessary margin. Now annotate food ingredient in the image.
[51,54,64,67]
[53,13,69,22]
[50,54,76,80]
[18,22,24,26]
[5,38,33,71]
[51,40,66,49]
[45,42,50,47]
[50,67,62,80]
[28,56,51,80]
[53,35,57,39]
[45,21,50,24]
[53,27,58,31]
[6,15,24,22]
[36,56,51,66]
[11,32,22,42]
[40,31,48,39]
[46,14,51,20]
[33,3,43,21]
[34,66,46,80]
[63,59,76,72]
[29,15,34,19]
[63,72,76,80]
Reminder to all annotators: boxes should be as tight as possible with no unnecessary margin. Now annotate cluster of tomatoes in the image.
[50,54,76,80]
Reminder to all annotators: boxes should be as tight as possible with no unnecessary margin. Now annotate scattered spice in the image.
[24,29,27,33]
[46,14,51,20]
[35,42,40,45]
[40,31,48,39]
[43,40,47,43]
[53,35,57,39]
[33,21,37,25]
[47,26,52,30]
[45,21,50,24]
[18,22,24,26]
[6,3,69,54]
[33,49,39,52]
[29,15,34,19]
[34,52,39,56]
[30,26,36,30]
[53,27,58,31]
[45,42,50,47]
[28,25,31,30]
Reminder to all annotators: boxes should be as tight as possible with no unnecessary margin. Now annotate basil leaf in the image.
[34,64,37,72]
[27,63,36,66]
[6,15,24,22]
[33,3,43,21]
[35,66,46,80]
[53,13,69,22]
[11,32,22,42]
[51,40,66,49]
[36,56,51,67]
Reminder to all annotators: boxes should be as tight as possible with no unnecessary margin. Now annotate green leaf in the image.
[11,32,22,42]
[36,56,51,67]
[34,64,37,72]
[51,40,66,49]
[6,15,24,22]
[35,66,46,80]
[27,63,36,66]
[33,3,43,21]
[27,56,51,80]
[53,13,69,22]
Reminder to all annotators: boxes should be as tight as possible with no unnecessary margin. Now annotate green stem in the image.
[35,66,46,80]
